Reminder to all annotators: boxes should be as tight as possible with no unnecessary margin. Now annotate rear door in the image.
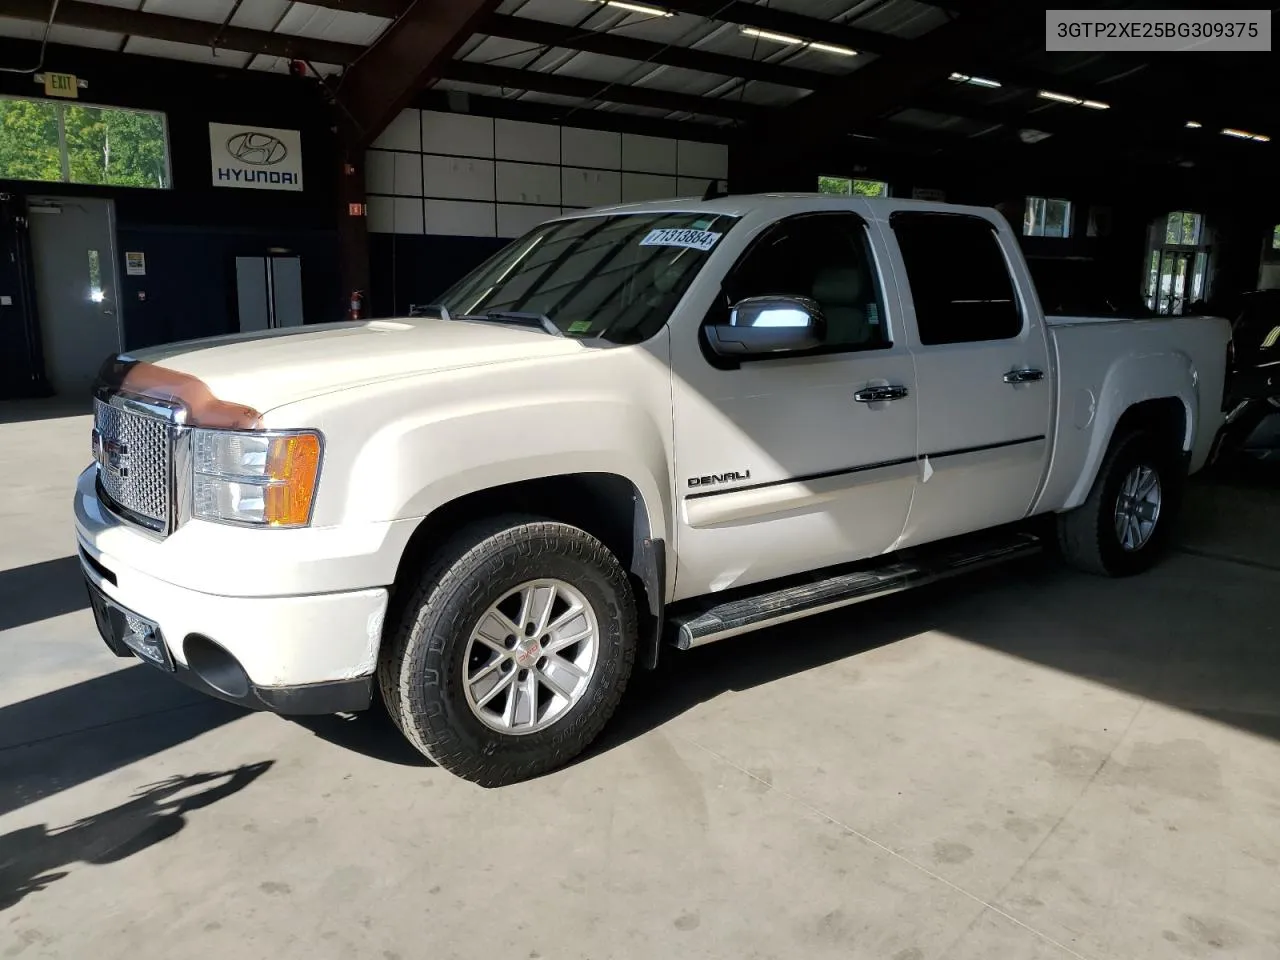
[886,210,1053,546]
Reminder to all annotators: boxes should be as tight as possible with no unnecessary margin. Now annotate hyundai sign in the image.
[210,122,303,192]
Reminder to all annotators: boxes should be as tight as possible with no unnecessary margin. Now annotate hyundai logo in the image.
[226,131,288,166]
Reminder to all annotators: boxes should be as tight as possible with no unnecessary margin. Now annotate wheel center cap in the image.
[514,639,541,668]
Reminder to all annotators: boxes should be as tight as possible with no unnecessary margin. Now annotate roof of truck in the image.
[568,192,997,222]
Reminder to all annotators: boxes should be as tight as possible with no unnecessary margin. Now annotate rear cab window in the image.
[889,212,1024,345]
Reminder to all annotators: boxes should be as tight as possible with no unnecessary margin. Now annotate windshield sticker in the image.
[640,228,722,252]
[567,320,593,334]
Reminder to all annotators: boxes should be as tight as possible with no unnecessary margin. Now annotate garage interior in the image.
[1,1,1279,957]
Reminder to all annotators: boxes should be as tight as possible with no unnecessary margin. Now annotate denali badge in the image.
[688,470,751,488]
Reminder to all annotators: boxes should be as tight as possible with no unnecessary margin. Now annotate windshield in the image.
[436,211,739,344]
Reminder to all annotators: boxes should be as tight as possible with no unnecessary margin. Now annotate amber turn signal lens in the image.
[263,433,322,526]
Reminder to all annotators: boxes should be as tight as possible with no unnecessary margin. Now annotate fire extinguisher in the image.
[348,289,364,321]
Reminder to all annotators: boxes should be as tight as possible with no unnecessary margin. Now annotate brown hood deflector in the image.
[95,356,264,429]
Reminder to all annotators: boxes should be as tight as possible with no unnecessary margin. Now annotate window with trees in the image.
[1272,224,1279,250]
[1023,197,1072,238]
[818,176,889,198]
[0,96,171,189]
[1165,211,1203,246]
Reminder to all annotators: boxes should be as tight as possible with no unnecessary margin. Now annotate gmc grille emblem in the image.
[93,429,130,479]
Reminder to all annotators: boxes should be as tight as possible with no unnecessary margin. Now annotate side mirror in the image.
[705,296,826,357]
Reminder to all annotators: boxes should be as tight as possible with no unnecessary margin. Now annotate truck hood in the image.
[125,318,587,412]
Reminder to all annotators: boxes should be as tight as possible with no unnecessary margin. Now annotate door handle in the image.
[1004,368,1044,384]
[854,385,909,403]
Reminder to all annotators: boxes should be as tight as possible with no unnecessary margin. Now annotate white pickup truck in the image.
[76,194,1231,785]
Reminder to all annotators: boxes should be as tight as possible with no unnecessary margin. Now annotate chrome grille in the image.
[93,397,172,530]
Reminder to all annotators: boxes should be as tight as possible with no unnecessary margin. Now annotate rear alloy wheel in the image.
[1112,464,1162,553]
[1057,430,1182,577]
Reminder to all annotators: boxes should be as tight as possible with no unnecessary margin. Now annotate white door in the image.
[886,210,1053,546]
[27,197,124,397]
[671,212,918,600]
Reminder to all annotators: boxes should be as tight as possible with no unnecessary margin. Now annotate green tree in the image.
[65,105,169,188]
[0,98,61,182]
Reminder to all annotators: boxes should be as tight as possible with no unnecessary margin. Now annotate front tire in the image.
[1056,430,1183,577]
[378,516,637,786]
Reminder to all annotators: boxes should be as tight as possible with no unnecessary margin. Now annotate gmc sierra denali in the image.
[76,194,1232,785]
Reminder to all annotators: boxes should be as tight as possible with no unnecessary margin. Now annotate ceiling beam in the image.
[334,0,501,147]
[764,1,1037,142]
[296,0,409,18]
[657,0,905,56]
[441,60,764,122]
[4,0,364,63]
[480,13,822,90]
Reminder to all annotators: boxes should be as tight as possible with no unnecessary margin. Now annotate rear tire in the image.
[1056,430,1183,577]
[378,516,637,786]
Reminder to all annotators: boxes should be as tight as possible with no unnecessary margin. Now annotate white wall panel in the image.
[424,155,495,201]
[392,197,424,234]
[371,109,421,152]
[678,177,715,198]
[562,168,622,208]
[496,119,561,164]
[367,195,394,234]
[562,127,621,169]
[622,134,677,174]
[365,150,395,195]
[497,204,561,239]
[425,199,496,237]
[422,111,494,157]
[367,196,424,234]
[678,140,729,179]
[622,173,678,202]
[497,162,561,205]
[392,152,423,196]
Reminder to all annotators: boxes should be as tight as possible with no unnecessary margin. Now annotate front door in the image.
[671,211,918,600]
[27,197,123,397]
[886,210,1053,547]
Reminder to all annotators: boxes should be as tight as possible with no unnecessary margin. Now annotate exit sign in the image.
[44,72,78,98]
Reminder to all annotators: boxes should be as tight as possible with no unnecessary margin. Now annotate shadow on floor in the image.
[0,761,273,912]
[0,397,91,426]
[592,542,1280,764]
[0,664,249,818]
[0,556,90,632]
[289,706,433,768]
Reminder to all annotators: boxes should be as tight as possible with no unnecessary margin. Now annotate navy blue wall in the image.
[367,234,507,318]
[0,38,344,392]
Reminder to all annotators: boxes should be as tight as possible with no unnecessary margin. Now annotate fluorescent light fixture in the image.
[1081,99,1110,110]
[740,26,856,55]
[949,71,1001,88]
[807,41,858,56]
[1038,90,1082,105]
[741,27,804,45]
[1221,127,1269,141]
[1185,120,1202,128]
[588,0,674,16]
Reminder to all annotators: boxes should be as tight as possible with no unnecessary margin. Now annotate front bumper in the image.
[76,468,393,714]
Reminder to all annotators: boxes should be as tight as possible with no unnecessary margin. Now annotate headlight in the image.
[192,429,322,527]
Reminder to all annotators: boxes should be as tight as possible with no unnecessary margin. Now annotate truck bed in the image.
[1034,312,1231,514]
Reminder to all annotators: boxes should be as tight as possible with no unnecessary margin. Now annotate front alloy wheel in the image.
[463,579,599,734]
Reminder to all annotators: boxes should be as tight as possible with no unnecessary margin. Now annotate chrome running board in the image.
[668,531,1042,650]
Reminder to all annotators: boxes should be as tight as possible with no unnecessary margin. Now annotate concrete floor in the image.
[3,400,1279,960]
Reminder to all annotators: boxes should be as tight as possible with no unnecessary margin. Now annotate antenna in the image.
[703,179,728,201]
